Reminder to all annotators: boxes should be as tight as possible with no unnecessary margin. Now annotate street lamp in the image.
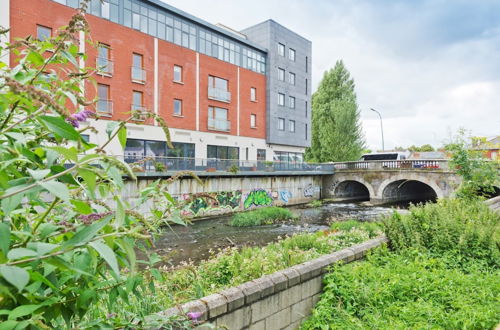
[370,108,385,151]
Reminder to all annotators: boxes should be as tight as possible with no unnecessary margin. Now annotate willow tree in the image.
[306,60,365,162]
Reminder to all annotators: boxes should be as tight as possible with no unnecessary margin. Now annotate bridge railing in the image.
[333,160,450,171]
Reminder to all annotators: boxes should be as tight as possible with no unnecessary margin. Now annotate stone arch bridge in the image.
[323,160,462,204]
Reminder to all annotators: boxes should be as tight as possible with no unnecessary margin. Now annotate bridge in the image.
[323,160,462,204]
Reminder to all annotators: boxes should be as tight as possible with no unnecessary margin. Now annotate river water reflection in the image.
[153,202,404,266]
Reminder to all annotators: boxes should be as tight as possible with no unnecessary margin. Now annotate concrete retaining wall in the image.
[160,237,387,329]
[123,175,323,218]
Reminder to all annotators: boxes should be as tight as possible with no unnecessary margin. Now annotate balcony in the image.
[208,118,231,132]
[131,66,146,83]
[208,87,231,103]
[96,99,113,117]
[96,57,113,76]
[131,105,148,121]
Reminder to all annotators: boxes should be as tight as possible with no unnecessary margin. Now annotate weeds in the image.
[230,206,298,226]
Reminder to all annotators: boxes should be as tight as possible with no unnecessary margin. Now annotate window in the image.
[306,56,308,73]
[278,43,285,56]
[131,53,145,82]
[289,48,296,61]
[305,101,308,118]
[289,120,295,132]
[289,72,296,85]
[174,99,182,116]
[208,106,230,131]
[250,114,256,128]
[132,91,145,120]
[132,13,141,30]
[289,96,296,109]
[173,65,183,83]
[102,1,110,19]
[97,43,112,75]
[278,93,285,106]
[96,84,111,115]
[305,124,308,140]
[36,25,51,41]
[250,87,257,102]
[208,76,230,102]
[257,149,266,161]
[305,78,308,95]
[207,145,239,160]
[278,68,285,81]
[124,139,195,167]
[278,118,285,131]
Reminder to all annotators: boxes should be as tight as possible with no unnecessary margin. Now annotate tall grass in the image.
[230,206,298,227]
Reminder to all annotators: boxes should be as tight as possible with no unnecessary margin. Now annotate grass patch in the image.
[301,248,500,329]
[306,200,322,208]
[330,220,381,238]
[230,206,298,227]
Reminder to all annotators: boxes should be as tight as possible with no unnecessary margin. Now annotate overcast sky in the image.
[166,0,500,151]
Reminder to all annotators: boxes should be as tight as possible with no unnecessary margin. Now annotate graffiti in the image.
[304,184,320,197]
[279,190,292,203]
[184,190,242,216]
[244,189,274,209]
[329,180,340,192]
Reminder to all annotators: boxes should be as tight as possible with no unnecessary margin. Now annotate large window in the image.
[278,93,285,106]
[131,53,145,82]
[132,91,144,120]
[208,76,230,102]
[208,106,230,131]
[97,84,112,116]
[173,65,183,83]
[125,139,195,163]
[274,151,304,163]
[257,149,266,161]
[278,68,285,81]
[207,145,239,160]
[208,76,228,90]
[278,43,285,56]
[36,25,51,41]
[97,43,113,75]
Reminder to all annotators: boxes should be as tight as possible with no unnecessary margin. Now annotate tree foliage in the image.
[305,60,365,162]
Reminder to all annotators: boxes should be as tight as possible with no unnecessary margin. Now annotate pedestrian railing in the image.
[332,160,449,171]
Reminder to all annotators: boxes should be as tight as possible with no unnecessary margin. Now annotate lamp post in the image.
[370,108,385,151]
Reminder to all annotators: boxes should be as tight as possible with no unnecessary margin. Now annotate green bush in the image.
[230,207,298,227]
[383,198,500,268]
[330,220,381,238]
[302,248,500,330]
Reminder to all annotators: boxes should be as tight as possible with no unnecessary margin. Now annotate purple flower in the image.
[78,211,112,224]
[186,312,202,322]
[66,109,95,128]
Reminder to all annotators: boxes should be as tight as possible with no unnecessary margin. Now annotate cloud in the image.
[163,0,500,150]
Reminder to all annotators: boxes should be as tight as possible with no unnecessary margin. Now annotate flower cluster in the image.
[66,109,94,128]
[78,211,113,225]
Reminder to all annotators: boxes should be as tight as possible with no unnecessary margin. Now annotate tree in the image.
[305,60,365,162]
[409,144,435,152]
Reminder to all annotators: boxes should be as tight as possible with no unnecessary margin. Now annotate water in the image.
[153,202,401,266]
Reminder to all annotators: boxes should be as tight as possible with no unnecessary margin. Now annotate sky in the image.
[166,0,500,151]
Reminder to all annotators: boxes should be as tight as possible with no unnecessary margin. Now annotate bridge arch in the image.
[380,179,439,204]
[333,180,373,201]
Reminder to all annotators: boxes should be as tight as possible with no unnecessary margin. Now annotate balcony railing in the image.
[131,66,146,83]
[96,99,113,116]
[332,160,450,171]
[208,118,231,132]
[96,57,113,76]
[208,87,231,103]
[131,105,148,121]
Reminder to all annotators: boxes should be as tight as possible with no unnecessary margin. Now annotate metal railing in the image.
[208,118,231,132]
[131,66,146,83]
[119,156,335,173]
[208,87,231,103]
[96,57,113,75]
[333,160,449,171]
[96,99,113,116]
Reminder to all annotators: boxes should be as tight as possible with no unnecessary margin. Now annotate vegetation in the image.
[83,222,381,325]
[0,4,191,328]
[305,60,365,162]
[306,200,322,208]
[230,207,298,227]
[303,198,500,329]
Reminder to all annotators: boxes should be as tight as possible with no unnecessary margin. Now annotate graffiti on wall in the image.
[304,184,321,197]
[244,189,274,209]
[184,190,242,216]
[279,190,292,203]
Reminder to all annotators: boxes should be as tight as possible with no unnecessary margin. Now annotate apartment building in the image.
[3,0,312,164]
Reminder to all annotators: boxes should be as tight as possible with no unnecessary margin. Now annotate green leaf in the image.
[27,242,59,256]
[106,121,120,138]
[71,200,92,215]
[77,168,96,193]
[47,146,78,162]
[117,238,136,274]
[8,304,41,320]
[114,197,125,228]
[61,215,112,248]
[0,320,18,330]
[39,180,70,202]
[38,223,58,240]
[0,265,30,292]
[27,169,51,181]
[39,115,80,141]
[118,126,127,150]
[89,241,120,280]
[26,51,45,66]
[0,223,10,256]
[7,248,37,261]
[1,193,24,216]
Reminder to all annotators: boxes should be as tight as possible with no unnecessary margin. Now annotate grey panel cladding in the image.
[242,20,312,148]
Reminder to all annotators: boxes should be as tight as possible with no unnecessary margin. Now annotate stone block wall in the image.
[159,237,387,329]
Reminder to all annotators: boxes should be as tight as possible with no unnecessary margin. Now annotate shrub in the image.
[383,198,500,268]
[330,220,381,238]
[306,200,322,208]
[302,248,500,329]
[230,207,298,227]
